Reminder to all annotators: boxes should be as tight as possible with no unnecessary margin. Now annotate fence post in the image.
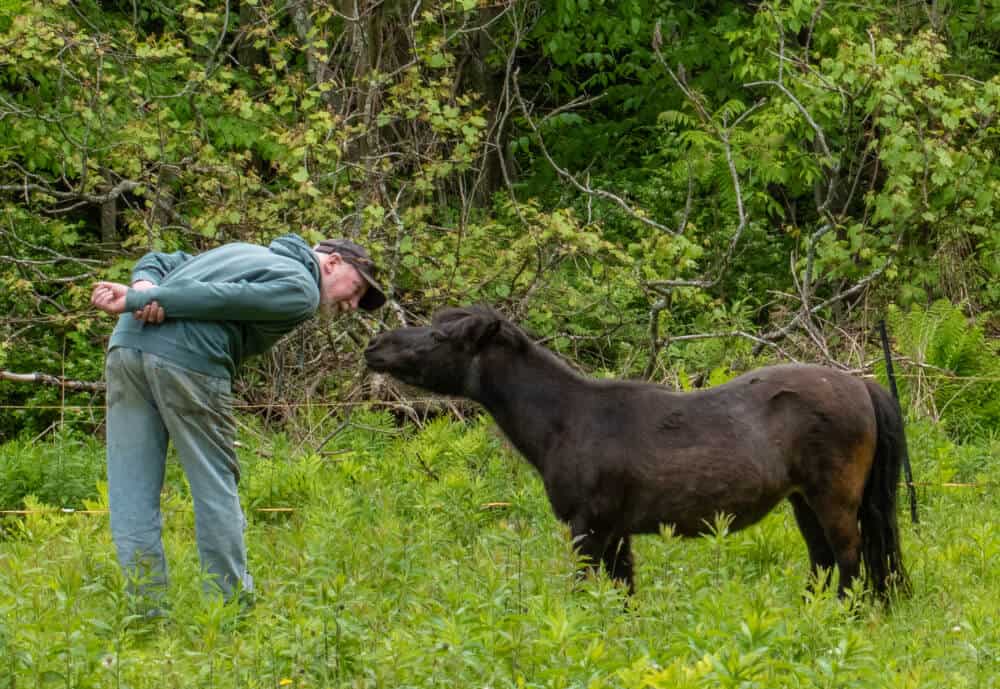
[878,318,919,524]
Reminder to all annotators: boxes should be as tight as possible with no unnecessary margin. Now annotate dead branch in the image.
[1,369,106,393]
[643,27,764,376]
[0,179,140,205]
[752,257,894,355]
[510,69,678,236]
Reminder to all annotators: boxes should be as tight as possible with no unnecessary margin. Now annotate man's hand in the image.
[130,280,164,323]
[91,281,129,315]
[91,281,166,323]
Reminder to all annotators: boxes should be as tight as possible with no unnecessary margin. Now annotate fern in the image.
[883,301,1000,441]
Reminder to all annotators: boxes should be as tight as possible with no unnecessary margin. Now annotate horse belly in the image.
[625,448,791,537]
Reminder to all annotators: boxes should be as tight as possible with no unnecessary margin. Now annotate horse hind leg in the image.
[805,494,863,599]
[788,494,836,592]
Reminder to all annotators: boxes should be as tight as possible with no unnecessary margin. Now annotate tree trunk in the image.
[152,165,178,229]
[290,0,342,110]
[474,4,508,199]
[236,0,268,70]
[100,167,117,243]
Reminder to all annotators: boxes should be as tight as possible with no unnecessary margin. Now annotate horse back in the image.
[551,364,877,536]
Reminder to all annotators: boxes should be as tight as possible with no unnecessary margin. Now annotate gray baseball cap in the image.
[315,239,387,311]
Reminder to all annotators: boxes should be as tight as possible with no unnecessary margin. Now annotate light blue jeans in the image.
[105,347,252,602]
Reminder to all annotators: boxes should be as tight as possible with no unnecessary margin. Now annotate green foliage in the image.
[1,416,999,686]
[0,205,106,438]
[0,0,503,434]
[882,301,1000,441]
[904,417,1000,485]
[1,2,997,682]
[510,0,999,354]
[1,0,997,444]
[0,433,105,511]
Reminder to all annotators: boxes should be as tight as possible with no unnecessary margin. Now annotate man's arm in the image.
[130,280,164,323]
[124,275,320,323]
[103,251,189,323]
[130,250,193,286]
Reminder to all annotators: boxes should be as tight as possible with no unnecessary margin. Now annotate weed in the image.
[0,415,998,686]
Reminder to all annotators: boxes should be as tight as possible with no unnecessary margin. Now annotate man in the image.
[90,234,386,608]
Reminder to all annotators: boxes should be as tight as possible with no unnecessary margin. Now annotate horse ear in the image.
[475,318,501,349]
[437,309,503,349]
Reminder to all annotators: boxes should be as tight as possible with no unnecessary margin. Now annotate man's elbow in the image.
[284,290,320,322]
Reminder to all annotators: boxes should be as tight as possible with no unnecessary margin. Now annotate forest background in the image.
[2,2,1000,687]
[1,0,999,480]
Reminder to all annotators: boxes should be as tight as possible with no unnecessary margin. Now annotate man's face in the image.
[319,253,367,314]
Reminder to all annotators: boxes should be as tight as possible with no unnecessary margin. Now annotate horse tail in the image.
[860,379,910,600]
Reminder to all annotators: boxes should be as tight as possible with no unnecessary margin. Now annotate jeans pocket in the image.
[150,356,231,416]
[106,347,141,409]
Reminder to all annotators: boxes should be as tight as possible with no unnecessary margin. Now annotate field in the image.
[3,1,999,686]
[2,411,1000,688]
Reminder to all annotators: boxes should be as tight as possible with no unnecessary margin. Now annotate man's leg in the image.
[145,354,251,600]
[105,347,170,604]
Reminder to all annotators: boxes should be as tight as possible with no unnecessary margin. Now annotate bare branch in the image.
[511,69,679,235]
[677,160,694,234]
[643,105,762,297]
[1,218,105,267]
[640,28,769,376]
[753,257,895,355]
[0,179,140,204]
[744,79,833,161]
[801,222,833,304]
[1,370,105,393]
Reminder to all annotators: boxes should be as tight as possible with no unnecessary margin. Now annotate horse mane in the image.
[432,305,583,379]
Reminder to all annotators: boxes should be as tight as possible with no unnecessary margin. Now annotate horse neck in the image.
[471,344,587,473]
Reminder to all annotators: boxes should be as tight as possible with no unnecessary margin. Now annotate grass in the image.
[2,411,1000,688]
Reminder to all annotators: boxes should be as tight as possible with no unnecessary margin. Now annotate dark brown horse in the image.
[364,306,909,601]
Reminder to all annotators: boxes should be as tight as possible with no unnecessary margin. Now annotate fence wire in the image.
[1,370,996,516]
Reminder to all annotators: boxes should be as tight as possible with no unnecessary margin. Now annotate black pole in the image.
[878,318,918,524]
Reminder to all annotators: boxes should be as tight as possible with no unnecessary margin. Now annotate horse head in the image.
[364,306,503,396]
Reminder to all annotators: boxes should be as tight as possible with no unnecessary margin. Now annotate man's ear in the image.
[320,252,342,275]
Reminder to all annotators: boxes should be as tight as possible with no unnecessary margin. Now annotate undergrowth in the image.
[1,410,999,687]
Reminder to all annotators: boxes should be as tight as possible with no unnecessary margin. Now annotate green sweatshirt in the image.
[109,234,322,379]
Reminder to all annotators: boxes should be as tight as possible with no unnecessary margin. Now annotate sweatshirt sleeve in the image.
[130,250,194,285]
[124,274,320,322]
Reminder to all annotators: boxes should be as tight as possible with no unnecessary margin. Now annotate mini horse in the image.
[364,306,909,600]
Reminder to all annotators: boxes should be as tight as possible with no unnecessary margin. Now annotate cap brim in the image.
[357,271,387,311]
[338,254,386,311]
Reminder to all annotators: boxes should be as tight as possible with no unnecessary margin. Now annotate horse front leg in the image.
[569,519,603,581]
[602,534,635,595]
[570,519,635,594]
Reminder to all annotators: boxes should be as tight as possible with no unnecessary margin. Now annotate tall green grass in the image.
[1,412,999,688]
